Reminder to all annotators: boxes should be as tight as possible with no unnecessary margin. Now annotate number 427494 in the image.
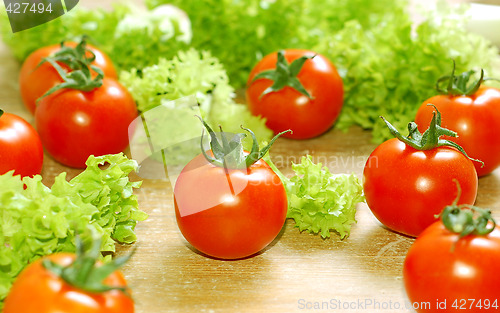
[452,299,498,310]
[5,2,53,14]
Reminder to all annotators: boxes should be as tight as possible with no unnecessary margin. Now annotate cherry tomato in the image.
[0,110,43,177]
[415,86,500,177]
[35,78,137,168]
[19,42,117,115]
[246,49,343,139]
[404,222,500,312]
[174,152,288,259]
[363,138,478,237]
[4,253,134,313]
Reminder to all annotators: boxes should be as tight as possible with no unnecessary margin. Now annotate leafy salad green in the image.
[0,153,147,305]
[268,155,364,239]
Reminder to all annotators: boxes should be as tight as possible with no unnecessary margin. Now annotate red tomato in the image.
[4,253,134,313]
[363,138,478,237]
[0,110,43,177]
[174,152,288,259]
[35,78,137,168]
[19,42,117,115]
[246,49,343,139]
[404,222,500,312]
[415,86,500,177]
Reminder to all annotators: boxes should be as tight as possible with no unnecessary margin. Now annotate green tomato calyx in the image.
[439,180,496,239]
[37,37,104,102]
[381,104,483,166]
[198,116,290,169]
[48,36,96,71]
[252,50,315,99]
[42,236,133,295]
[435,60,497,96]
[0,109,4,119]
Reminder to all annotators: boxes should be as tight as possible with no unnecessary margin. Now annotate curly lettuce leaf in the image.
[268,155,364,239]
[65,154,147,244]
[120,49,230,112]
[0,153,147,304]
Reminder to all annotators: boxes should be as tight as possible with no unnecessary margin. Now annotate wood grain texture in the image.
[1,1,499,312]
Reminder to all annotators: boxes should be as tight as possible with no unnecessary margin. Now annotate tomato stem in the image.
[197,116,290,169]
[439,180,496,239]
[252,50,315,99]
[381,105,483,166]
[0,109,3,119]
[42,235,133,295]
[436,60,491,96]
[48,36,97,70]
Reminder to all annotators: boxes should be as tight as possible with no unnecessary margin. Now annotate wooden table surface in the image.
[1,1,500,312]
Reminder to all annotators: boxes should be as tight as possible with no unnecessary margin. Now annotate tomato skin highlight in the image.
[404,222,500,312]
[19,42,117,115]
[174,153,288,259]
[35,78,137,168]
[3,253,134,313]
[246,49,343,140]
[363,138,478,237]
[0,112,43,177]
[415,87,500,177]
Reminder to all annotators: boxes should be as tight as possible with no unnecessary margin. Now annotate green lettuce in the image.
[268,155,365,239]
[145,0,305,87]
[120,49,229,113]
[0,153,147,304]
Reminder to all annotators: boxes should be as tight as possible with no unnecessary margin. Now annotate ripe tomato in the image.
[246,49,343,139]
[404,222,500,312]
[364,105,479,237]
[35,78,137,168]
[4,253,134,313]
[364,138,477,237]
[0,110,43,177]
[19,41,117,115]
[415,86,500,177]
[174,152,288,259]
